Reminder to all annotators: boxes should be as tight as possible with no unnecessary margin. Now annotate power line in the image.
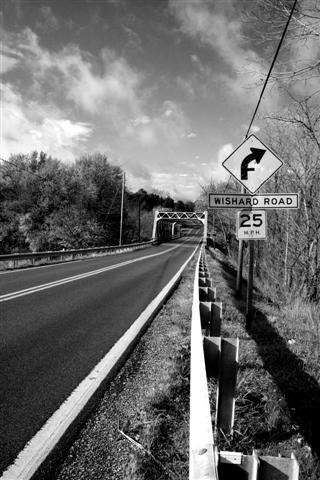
[104,182,122,220]
[222,0,298,196]
[245,0,298,138]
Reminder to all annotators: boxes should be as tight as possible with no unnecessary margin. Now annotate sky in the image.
[0,0,315,200]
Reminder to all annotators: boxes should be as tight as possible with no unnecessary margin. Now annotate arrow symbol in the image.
[241,148,266,180]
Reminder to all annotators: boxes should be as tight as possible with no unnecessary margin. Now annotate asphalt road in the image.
[0,234,200,474]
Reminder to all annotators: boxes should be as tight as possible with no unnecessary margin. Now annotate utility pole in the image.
[138,197,141,243]
[119,171,125,246]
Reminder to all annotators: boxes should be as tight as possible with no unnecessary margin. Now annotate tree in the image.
[245,0,320,94]
[261,95,320,300]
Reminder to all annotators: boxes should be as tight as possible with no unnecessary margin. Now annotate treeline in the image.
[0,152,194,254]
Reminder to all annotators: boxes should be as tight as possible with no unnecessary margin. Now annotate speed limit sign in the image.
[236,210,266,240]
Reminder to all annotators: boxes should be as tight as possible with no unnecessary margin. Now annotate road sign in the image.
[209,193,299,209]
[222,134,283,194]
[236,210,266,240]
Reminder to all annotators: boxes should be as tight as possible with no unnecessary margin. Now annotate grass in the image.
[121,262,195,480]
[206,247,320,480]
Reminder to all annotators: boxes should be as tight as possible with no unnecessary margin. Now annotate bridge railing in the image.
[0,240,154,270]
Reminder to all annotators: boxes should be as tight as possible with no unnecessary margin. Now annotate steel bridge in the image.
[152,211,208,243]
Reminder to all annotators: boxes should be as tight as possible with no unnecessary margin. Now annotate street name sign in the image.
[209,193,299,209]
[236,210,266,240]
[222,134,283,194]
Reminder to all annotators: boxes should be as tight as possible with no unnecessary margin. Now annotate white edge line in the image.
[0,241,200,480]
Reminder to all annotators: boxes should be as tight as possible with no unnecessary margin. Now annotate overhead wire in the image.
[245,0,298,139]
[222,0,298,195]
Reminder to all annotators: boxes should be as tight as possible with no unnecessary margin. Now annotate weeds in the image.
[206,248,320,480]
[121,269,194,480]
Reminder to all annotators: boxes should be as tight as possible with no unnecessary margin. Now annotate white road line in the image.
[0,243,182,303]
[0,241,200,480]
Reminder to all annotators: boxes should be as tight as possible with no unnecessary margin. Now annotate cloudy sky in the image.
[0,0,312,200]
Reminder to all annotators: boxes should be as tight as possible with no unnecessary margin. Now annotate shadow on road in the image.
[208,248,320,458]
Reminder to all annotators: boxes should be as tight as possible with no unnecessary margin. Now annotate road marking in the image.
[0,242,188,302]
[0,241,200,480]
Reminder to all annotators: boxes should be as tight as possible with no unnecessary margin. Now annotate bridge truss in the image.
[152,211,208,242]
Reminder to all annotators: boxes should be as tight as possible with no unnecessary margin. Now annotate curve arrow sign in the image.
[241,148,266,180]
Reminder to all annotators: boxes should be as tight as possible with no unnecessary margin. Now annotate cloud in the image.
[1,84,92,161]
[1,26,195,197]
[132,115,151,126]
[150,172,202,200]
[1,27,150,151]
[155,100,190,144]
[241,124,260,134]
[176,76,195,97]
[210,143,234,183]
[169,0,275,105]
[170,1,252,67]
[218,143,234,164]
[0,51,20,73]
[126,100,191,147]
[37,6,59,31]
[3,28,142,118]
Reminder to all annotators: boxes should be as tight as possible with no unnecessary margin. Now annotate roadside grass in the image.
[121,262,195,479]
[206,247,320,480]
[124,339,190,480]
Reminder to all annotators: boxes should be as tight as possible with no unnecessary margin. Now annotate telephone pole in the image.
[119,171,125,246]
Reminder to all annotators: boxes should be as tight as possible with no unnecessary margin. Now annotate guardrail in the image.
[190,248,218,480]
[190,247,299,479]
[0,240,154,270]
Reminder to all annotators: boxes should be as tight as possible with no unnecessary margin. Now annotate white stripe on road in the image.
[0,243,186,303]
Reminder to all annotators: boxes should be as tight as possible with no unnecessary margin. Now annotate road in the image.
[0,234,200,474]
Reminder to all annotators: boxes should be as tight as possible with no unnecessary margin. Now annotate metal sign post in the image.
[246,239,255,328]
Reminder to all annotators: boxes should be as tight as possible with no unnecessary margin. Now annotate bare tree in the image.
[245,0,320,92]
[260,95,320,300]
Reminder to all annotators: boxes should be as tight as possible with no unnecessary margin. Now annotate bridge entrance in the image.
[152,211,208,243]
